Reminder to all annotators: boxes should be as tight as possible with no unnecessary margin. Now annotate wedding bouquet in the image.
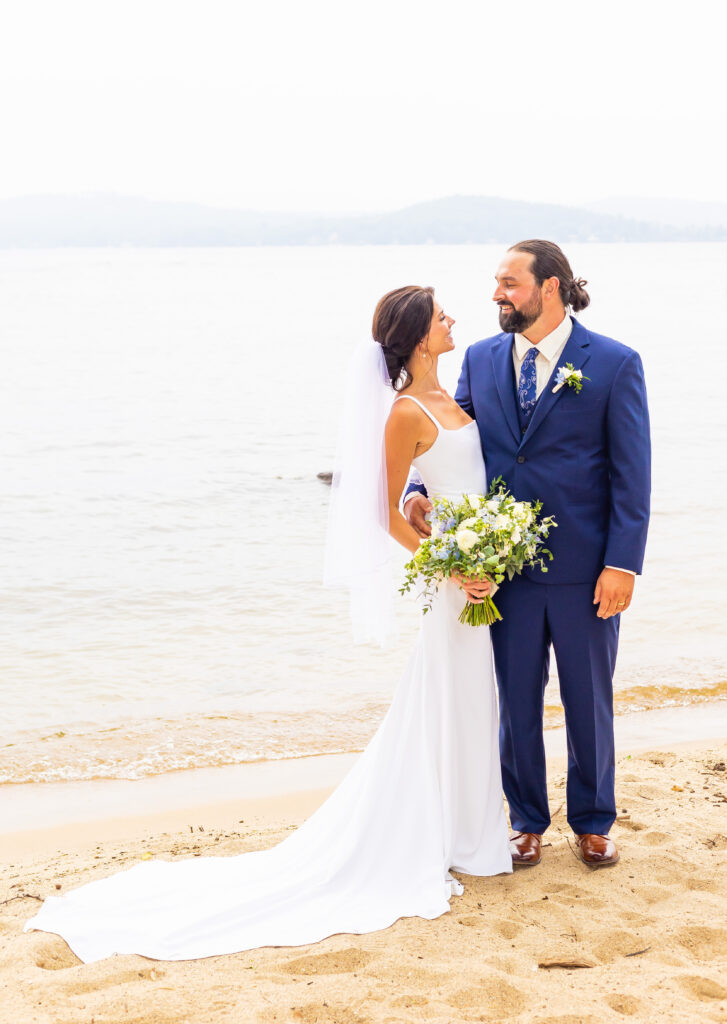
[401,478,557,626]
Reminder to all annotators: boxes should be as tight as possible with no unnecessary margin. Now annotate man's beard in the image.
[498,293,542,333]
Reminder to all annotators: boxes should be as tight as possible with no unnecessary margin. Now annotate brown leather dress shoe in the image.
[575,833,619,868]
[509,831,542,867]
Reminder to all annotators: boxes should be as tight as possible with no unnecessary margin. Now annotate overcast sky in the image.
[1,0,724,213]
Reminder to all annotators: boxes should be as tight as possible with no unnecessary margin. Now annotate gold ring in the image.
[617,601,625,606]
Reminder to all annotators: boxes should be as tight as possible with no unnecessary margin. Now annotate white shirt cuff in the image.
[605,565,636,576]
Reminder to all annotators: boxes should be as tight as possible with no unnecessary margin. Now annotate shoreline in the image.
[3,700,726,865]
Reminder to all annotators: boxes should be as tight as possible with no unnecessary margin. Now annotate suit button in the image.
[517,456,526,464]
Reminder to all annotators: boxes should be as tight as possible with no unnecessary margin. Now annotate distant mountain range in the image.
[0,193,725,247]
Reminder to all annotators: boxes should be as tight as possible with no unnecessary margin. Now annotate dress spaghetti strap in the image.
[394,395,442,431]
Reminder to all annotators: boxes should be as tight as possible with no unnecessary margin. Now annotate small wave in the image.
[544,678,727,727]
[2,682,726,786]
[0,704,386,786]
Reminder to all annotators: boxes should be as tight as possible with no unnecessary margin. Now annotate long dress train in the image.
[25,399,511,963]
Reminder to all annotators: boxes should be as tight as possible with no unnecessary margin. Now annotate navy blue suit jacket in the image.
[406,318,651,585]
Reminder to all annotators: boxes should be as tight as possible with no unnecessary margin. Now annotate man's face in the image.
[492,251,543,333]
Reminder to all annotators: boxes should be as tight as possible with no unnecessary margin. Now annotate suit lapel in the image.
[521,318,591,447]
[490,334,521,445]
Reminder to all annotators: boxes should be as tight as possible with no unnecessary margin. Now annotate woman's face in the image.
[423,301,455,356]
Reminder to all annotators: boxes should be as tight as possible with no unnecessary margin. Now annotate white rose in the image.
[572,369,583,379]
[485,499,500,513]
[460,517,479,529]
[455,528,479,553]
[511,528,521,543]
[467,494,483,507]
[494,514,509,530]
[512,502,526,517]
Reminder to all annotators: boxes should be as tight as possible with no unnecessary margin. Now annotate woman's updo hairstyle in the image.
[509,239,590,312]
[372,285,434,391]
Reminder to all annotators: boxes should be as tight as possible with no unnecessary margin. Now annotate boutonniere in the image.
[552,362,589,394]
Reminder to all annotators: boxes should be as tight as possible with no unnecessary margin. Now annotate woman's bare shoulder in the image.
[386,395,428,429]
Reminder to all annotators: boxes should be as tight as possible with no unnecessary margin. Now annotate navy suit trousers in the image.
[490,576,619,836]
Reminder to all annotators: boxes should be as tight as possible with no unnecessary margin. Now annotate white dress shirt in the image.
[512,312,572,398]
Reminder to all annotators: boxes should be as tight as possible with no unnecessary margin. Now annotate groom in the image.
[405,240,650,868]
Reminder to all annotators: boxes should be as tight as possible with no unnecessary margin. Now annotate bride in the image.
[24,285,511,963]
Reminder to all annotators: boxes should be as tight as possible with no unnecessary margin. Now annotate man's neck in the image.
[522,308,568,345]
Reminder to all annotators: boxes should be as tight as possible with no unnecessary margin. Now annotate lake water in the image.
[1,243,726,784]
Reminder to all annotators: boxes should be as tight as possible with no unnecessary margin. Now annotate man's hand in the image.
[593,568,635,619]
[404,494,433,538]
[452,573,492,605]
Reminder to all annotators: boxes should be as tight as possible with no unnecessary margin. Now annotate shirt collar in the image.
[513,313,573,361]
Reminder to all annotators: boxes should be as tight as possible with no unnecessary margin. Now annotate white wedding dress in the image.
[25,397,511,963]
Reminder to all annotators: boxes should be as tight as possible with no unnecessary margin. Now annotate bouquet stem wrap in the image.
[459,595,502,627]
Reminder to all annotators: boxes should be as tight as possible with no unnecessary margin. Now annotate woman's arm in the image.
[384,404,427,555]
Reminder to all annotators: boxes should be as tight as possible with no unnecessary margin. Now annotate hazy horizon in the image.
[2,189,727,221]
[2,192,725,247]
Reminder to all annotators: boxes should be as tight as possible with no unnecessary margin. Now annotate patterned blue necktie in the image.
[517,345,539,433]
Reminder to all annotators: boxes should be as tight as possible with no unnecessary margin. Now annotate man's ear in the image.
[543,276,560,302]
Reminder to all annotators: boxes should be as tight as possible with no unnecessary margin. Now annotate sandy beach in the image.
[2,719,727,1024]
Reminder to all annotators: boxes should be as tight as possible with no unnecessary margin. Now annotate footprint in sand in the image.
[446,977,527,1018]
[544,882,590,897]
[618,910,654,926]
[640,830,671,846]
[50,961,166,996]
[685,876,719,892]
[279,947,374,976]
[391,993,428,1008]
[29,935,79,971]
[604,993,643,1016]
[539,882,608,909]
[640,884,672,906]
[590,927,649,963]
[635,751,678,768]
[615,818,646,832]
[675,925,727,961]
[287,1003,370,1024]
[677,975,727,1001]
[492,918,523,940]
